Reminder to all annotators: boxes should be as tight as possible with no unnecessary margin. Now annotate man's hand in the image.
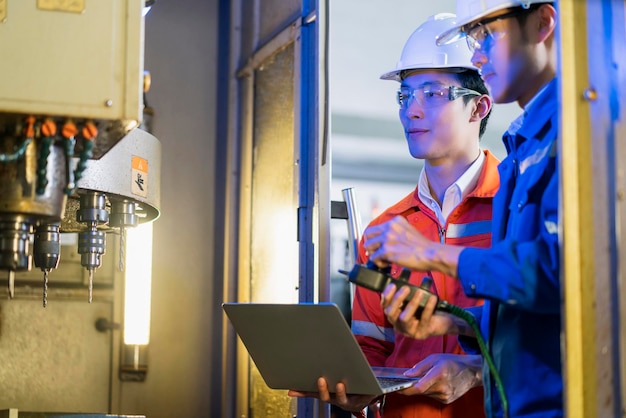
[398,354,483,404]
[287,377,378,414]
[363,216,463,278]
[381,283,471,339]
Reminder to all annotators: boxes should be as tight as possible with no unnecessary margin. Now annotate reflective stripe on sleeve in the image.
[352,320,395,342]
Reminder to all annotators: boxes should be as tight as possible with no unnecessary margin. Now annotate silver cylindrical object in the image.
[78,229,106,270]
[109,199,138,228]
[341,187,363,267]
[0,218,33,271]
[76,192,109,224]
[33,222,61,271]
[76,190,108,270]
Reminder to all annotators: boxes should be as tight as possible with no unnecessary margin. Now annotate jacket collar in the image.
[384,149,501,216]
[504,78,559,152]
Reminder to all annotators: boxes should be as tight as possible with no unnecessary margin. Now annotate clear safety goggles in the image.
[396,83,482,109]
[465,7,535,53]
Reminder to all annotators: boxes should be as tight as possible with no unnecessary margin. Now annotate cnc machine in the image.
[0,0,161,306]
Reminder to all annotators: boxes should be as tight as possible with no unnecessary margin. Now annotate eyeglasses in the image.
[465,8,535,53]
[396,83,482,109]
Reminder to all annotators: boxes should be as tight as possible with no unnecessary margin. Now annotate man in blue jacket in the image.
[363,1,561,417]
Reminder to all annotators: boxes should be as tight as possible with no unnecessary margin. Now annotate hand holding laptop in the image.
[397,353,484,404]
[287,376,380,416]
[287,354,483,416]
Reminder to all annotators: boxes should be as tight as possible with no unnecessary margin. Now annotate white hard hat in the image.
[437,0,552,45]
[380,13,477,82]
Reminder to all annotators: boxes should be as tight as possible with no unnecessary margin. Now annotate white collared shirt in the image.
[417,151,486,226]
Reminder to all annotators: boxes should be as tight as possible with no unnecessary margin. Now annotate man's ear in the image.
[536,3,557,42]
[471,95,492,121]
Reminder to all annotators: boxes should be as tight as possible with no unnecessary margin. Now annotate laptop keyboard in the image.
[377,376,416,390]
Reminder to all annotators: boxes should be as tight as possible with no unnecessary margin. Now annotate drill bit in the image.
[43,269,49,307]
[119,226,126,272]
[88,268,93,303]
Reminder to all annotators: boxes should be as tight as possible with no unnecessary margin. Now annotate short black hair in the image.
[455,70,491,138]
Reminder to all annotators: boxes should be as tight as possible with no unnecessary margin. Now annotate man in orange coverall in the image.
[290,13,498,418]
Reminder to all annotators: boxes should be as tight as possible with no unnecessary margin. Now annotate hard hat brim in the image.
[436,1,550,46]
[379,70,402,81]
[436,7,503,46]
[379,66,477,81]
[436,25,468,47]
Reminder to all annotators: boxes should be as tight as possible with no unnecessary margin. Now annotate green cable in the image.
[0,137,32,163]
[63,136,76,195]
[441,301,509,418]
[73,138,94,183]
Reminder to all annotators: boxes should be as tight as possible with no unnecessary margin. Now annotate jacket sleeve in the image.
[457,166,560,314]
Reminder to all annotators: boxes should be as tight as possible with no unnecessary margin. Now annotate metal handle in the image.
[341,187,363,266]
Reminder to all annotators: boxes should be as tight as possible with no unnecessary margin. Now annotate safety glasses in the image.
[396,83,481,109]
[465,7,536,53]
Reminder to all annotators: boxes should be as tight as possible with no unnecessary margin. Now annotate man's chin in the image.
[408,150,428,160]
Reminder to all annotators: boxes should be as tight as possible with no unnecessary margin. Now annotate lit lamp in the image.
[120,222,153,382]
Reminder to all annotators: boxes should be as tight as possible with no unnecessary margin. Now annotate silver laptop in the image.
[222,302,419,395]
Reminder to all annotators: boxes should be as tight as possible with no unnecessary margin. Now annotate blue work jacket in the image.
[457,78,562,418]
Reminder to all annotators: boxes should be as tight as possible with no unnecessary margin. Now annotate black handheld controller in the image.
[341,261,452,318]
[341,262,509,416]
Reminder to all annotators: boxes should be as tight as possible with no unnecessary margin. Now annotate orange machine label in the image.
[131,156,148,198]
